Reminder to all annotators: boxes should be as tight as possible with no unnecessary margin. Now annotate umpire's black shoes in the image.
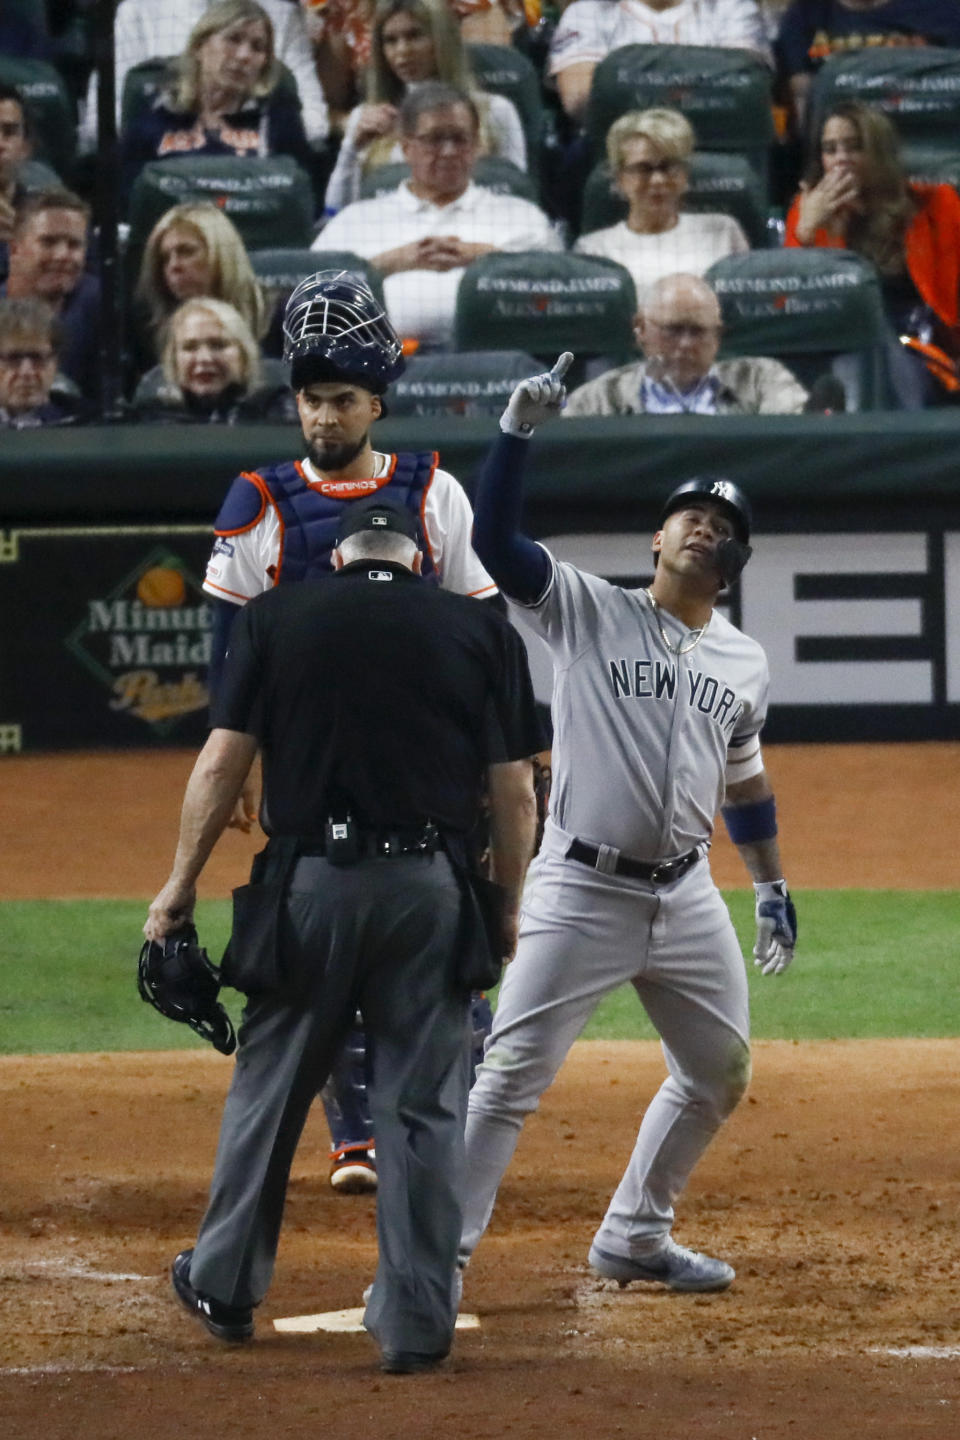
[171,1249,254,1343]
[380,1348,450,1375]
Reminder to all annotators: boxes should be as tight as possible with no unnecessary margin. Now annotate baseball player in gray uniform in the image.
[459,352,798,1291]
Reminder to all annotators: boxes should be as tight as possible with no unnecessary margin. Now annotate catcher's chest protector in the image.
[260,453,439,585]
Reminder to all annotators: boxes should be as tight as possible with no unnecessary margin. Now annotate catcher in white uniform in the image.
[460,352,797,1292]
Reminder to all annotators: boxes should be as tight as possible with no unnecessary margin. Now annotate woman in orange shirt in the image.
[785,99,960,404]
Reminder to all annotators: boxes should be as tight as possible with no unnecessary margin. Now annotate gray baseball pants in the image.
[188,850,470,1357]
[459,821,751,1265]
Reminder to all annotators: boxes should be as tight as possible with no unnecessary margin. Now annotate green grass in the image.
[0,892,957,1054]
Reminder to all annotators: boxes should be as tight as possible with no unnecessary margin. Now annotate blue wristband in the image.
[721,796,777,845]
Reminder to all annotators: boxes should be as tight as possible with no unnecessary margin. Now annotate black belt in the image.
[566,838,700,886]
[298,824,440,860]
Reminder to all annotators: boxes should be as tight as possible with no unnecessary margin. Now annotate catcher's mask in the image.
[138,924,236,1055]
[656,475,753,586]
[282,269,405,398]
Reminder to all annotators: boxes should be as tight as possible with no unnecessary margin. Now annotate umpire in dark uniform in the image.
[144,493,541,1374]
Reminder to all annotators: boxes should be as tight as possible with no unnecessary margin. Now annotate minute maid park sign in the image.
[66,546,212,734]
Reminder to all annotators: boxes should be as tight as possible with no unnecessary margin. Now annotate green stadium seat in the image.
[358,155,537,203]
[705,248,896,410]
[579,151,769,247]
[467,42,545,179]
[250,246,385,309]
[390,349,541,417]
[585,44,775,180]
[127,154,315,260]
[900,143,960,193]
[454,251,637,386]
[808,48,960,153]
[0,56,76,182]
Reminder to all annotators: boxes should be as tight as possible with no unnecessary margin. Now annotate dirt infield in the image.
[2,744,959,1438]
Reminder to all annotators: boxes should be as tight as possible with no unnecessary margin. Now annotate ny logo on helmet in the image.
[710,480,736,503]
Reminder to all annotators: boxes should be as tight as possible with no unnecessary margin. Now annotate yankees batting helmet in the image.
[658,476,752,544]
[282,269,405,394]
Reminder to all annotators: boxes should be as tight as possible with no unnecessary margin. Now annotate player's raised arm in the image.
[472,353,574,604]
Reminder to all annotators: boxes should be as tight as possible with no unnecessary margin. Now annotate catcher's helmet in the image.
[658,476,752,545]
[282,269,405,393]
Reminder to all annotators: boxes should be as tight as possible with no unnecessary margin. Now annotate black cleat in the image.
[171,1249,254,1343]
[380,1348,449,1375]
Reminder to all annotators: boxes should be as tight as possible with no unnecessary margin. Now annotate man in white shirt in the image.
[563,271,808,414]
[313,82,562,349]
[549,0,772,121]
[80,0,329,150]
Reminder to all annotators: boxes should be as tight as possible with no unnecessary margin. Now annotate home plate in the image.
[274,1307,480,1334]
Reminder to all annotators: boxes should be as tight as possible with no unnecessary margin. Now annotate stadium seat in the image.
[808,48,960,153]
[900,143,960,193]
[705,248,897,411]
[454,251,637,386]
[467,42,545,179]
[0,56,76,182]
[579,150,769,247]
[250,246,385,309]
[389,349,541,417]
[127,154,315,260]
[585,44,775,182]
[358,155,537,203]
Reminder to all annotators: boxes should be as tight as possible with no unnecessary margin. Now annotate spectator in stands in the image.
[574,109,750,304]
[548,0,772,124]
[80,0,330,151]
[0,297,89,428]
[563,271,808,414]
[775,0,960,131]
[785,99,960,405]
[314,82,561,347]
[133,201,266,369]
[132,296,297,422]
[1,189,100,401]
[324,0,527,213]
[120,0,315,195]
[301,0,375,133]
[0,85,33,280]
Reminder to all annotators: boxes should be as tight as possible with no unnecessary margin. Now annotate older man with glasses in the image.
[313,81,561,349]
[0,297,89,427]
[563,271,809,416]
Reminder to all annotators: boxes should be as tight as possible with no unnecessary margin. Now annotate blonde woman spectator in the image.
[133,201,266,370]
[80,0,329,150]
[133,297,297,421]
[324,0,526,211]
[121,0,314,194]
[574,109,749,303]
[548,0,772,123]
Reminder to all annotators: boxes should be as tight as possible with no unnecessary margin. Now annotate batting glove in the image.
[753,879,797,976]
[500,352,574,438]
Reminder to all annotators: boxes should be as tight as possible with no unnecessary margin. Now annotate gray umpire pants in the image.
[188,849,470,1357]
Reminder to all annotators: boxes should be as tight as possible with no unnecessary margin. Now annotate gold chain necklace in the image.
[645,589,711,657]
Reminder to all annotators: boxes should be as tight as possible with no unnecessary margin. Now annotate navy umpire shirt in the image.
[211,560,543,837]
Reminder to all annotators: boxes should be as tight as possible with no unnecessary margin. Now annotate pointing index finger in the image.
[551,352,574,381]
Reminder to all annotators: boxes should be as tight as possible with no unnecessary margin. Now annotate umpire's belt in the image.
[566,838,700,886]
[299,825,439,859]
